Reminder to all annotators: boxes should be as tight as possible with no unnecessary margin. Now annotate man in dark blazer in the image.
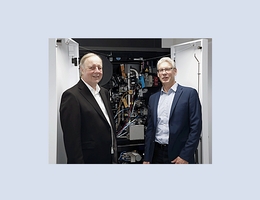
[60,53,117,164]
[143,57,202,164]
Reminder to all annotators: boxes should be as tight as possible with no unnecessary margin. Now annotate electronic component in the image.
[118,151,142,163]
[109,60,161,163]
[128,125,144,140]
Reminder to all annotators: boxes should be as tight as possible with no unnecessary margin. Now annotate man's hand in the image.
[143,161,150,164]
[171,156,188,164]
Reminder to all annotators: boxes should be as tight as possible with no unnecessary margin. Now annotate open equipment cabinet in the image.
[106,58,162,164]
[73,38,170,164]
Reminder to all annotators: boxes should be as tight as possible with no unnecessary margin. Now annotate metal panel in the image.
[171,39,212,164]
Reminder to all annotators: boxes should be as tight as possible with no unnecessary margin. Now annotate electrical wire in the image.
[143,53,171,61]
[116,117,139,137]
[114,108,129,119]
[115,91,129,129]
[130,98,140,117]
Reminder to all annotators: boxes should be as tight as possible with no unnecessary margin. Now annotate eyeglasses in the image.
[157,67,173,73]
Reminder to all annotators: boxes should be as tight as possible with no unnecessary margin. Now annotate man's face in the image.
[157,61,177,85]
[81,55,103,88]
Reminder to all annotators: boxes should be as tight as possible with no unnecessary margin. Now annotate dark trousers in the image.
[152,142,172,164]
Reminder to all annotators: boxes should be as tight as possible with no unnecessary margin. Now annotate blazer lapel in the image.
[78,80,107,122]
[153,92,161,128]
[170,85,183,117]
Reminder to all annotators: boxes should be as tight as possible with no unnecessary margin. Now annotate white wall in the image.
[49,38,79,164]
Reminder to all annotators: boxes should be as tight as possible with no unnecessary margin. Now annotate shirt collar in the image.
[81,78,100,95]
[161,82,178,94]
[172,82,178,92]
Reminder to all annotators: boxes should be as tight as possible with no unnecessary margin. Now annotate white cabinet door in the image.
[171,39,212,164]
[49,38,79,164]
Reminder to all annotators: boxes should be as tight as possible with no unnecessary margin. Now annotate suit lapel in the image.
[153,92,160,127]
[170,85,183,117]
[78,80,107,123]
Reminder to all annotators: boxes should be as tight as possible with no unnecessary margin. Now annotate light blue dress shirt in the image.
[155,82,178,144]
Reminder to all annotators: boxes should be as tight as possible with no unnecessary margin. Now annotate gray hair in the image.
[157,57,176,69]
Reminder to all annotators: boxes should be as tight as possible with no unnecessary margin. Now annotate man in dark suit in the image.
[143,57,202,164]
[60,53,117,164]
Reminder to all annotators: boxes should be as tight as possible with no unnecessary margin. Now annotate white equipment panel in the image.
[171,39,212,164]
